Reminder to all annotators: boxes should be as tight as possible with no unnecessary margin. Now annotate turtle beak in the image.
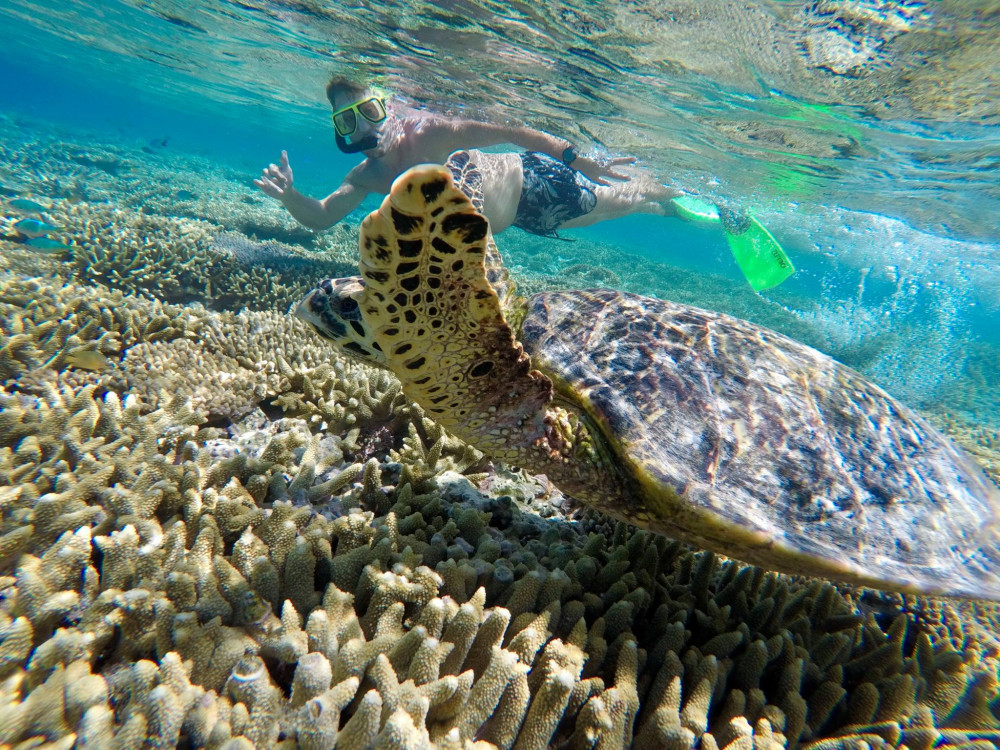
[294,284,346,342]
[293,288,323,330]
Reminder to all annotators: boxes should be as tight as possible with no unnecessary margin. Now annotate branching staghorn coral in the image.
[929,411,1000,487]
[1,374,999,749]
[0,273,412,421]
[0,114,332,245]
[52,202,354,312]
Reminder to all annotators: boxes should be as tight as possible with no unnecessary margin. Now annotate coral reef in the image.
[1,117,999,750]
[0,116,323,244]
[0,273,334,418]
[929,412,1000,488]
[54,203,352,312]
[1,373,999,748]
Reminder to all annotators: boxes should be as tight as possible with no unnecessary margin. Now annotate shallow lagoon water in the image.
[1,1,999,748]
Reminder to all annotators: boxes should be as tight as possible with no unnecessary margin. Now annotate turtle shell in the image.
[520,288,1000,599]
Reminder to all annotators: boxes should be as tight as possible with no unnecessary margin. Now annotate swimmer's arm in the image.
[441,120,635,185]
[442,119,572,162]
[256,151,370,230]
[276,183,364,231]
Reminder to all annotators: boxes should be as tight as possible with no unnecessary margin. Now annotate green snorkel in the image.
[671,195,794,292]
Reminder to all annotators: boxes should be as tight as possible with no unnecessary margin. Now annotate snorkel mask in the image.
[332,92,387,154]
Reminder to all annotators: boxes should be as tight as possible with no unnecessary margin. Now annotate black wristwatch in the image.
[561,145,578,166]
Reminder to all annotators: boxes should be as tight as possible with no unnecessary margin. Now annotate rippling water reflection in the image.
[2,0,998,239]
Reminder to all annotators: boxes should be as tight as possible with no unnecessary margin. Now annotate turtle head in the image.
[295,276,388,367]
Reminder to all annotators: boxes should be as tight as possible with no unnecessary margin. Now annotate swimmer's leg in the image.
[558,182,683,228]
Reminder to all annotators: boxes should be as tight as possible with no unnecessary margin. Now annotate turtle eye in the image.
[469,360,494,378]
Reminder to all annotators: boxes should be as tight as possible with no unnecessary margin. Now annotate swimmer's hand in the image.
[574,155,637,185]
[255,150,295,199]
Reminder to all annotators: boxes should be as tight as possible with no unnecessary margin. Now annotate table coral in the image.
[56,202,354,312]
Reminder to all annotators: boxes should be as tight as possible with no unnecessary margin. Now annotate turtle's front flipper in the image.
[356,166,628,502]
[356,165,553,458]
[445,149,519,314]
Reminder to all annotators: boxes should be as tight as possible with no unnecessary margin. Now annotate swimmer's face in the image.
[331,87,385,154]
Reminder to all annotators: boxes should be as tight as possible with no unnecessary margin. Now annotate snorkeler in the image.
[257,77,794,290]
[433,149,794,291]
[444,148,681,234]
[254,77,633,232]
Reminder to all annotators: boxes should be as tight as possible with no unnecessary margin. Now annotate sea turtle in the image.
[296,161,1000,601]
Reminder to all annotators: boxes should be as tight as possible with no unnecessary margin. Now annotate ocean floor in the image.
[1,114,999,748]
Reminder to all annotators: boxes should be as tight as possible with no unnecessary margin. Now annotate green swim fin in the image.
[670,196,795,292]
[717,207,795,292]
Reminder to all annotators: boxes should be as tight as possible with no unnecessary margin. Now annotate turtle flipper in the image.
[356,165,553,458]
[445,149,519,314]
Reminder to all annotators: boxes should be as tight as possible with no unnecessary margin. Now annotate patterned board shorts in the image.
[513,151,598,236]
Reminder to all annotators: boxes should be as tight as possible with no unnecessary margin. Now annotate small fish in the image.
[176,189,197,201]
[64,350,109,371]
[8,198,48,213]
[143,136,170,153]
[25,237,73,253]
[66,179,88,204]
[12,218,59,237]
